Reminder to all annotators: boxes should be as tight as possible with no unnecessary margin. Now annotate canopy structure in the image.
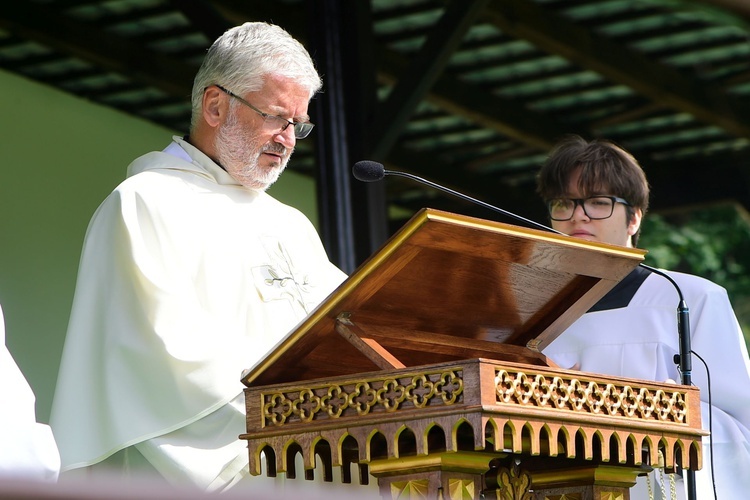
[4,0,750,268]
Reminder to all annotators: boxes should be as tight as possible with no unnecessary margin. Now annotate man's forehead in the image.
[567,177,609,196]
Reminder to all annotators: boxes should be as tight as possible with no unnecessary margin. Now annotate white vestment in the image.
[543,267,750,499]
[0,304,60,481]
[49,137,347,490]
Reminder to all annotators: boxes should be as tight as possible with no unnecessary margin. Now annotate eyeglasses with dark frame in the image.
[214,85,315,139]
[547,196,631,221]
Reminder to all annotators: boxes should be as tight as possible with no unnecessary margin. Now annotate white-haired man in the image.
[51,22,346,491]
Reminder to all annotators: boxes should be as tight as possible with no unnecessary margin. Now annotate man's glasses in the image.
[215,85,315,139]
[547,196,631,221]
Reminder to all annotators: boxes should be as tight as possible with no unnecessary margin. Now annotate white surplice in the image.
[543,266,750,499]
[50,137,346,490]
[0,304,60,481]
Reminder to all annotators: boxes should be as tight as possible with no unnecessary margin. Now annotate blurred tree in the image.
[640,202,750,348]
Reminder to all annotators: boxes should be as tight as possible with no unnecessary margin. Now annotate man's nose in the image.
[274,125,296,148]
[572,200,590,220]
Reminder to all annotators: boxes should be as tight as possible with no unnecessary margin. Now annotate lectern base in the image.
[369,452,645,500]
[370,451,496,499]
[530,464,644,500]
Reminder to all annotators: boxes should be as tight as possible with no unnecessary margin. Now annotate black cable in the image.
[680,350,718,500]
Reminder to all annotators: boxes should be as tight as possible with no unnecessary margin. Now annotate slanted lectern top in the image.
[242,208,646,388]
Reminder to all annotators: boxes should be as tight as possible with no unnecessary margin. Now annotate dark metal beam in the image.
[484,0,750,139]
[0,1,196,97]
[378,48,580,150]
[308,0,357,273]
[210,1,305,31]
[645,149,750,212]
[387,146,750,232]
[168,0,231,42]
[370,0,491,159]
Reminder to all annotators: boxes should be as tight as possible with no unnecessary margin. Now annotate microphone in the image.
[352,160,561,235]
[352,160,387,182]
[352,159,700,500]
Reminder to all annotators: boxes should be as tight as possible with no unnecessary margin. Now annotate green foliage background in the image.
[639,202,750,349]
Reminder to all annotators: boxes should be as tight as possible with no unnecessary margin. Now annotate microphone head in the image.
[352,160,385,182]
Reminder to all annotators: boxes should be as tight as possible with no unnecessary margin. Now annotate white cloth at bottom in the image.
[0,304,60,481]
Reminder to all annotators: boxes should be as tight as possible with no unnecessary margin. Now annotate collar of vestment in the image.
[589,265,651,312]
[125,135,243,187]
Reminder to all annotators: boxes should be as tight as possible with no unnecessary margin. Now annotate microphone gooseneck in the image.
[638,264,692,384]
[351,161,561,235]
[639,263,698,500]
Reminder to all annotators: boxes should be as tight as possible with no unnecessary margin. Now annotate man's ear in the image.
[202,86,225,127]
[628,208,643,238]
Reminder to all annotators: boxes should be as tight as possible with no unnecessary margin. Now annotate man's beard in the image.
[214,110,292,191]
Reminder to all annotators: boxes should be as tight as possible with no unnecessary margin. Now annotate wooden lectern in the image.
[240,209,705,499]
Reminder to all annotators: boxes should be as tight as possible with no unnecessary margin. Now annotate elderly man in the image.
[50,22,346,491]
